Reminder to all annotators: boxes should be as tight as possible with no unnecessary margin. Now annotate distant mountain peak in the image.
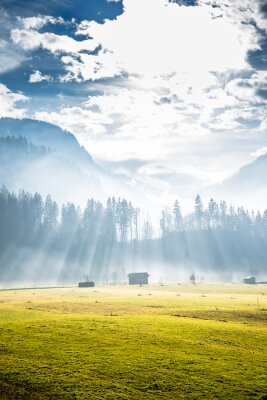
[0,117,94,168]
[202,153,267,211]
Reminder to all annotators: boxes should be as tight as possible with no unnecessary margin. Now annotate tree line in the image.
[0,136,49,161]
[1,187,267,244]
[160,195,267,238]
[0,186,266,282]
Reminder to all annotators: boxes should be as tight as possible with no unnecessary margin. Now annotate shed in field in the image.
[243,276,256,284]
[78,281,95,288]
[128,272,149,285]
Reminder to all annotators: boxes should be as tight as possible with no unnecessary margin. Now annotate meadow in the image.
[0,283,266,399]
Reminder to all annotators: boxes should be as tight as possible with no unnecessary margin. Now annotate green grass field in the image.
[0,284,266,399]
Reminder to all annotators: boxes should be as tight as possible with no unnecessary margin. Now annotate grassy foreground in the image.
[0,284,266,399]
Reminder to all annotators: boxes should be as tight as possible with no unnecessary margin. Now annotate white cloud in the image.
[75,0,259,79]
[198,0,267,34]
[225,71,267,104]
[33,87,211,169]
[0,84,28,118]
[35,106,113,137]
[29,70,52,83]
[258,118,267,133]
[60,51,122,82]
[18,15,65,30]
[0,40,25,74]
[250,146,267,159]
[0,12,67,74]
[60,0,266,145]
[11,29,98,54]
[0,11,25,74]
[199,71,267,133]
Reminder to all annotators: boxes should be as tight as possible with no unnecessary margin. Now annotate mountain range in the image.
[0,117,266,212]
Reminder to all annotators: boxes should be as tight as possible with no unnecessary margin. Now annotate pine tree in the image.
[195,194,203,230]
[43,195,58,233]
[254,211,263,237]
[173,200,183,232]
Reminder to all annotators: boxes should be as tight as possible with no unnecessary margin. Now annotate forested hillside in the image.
[0,136,49,161]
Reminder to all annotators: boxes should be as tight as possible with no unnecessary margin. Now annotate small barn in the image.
[128,272,149,285]
[243,276,256,285]
[78,281,95,288]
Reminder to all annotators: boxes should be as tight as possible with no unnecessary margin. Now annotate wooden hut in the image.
[128,272,149,285]
[78,281,95,288]
[243,276,256,284]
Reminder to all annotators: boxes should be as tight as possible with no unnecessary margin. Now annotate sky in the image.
[0,0,267,204]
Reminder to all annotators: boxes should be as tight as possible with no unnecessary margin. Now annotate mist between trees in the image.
[0,187,267,285]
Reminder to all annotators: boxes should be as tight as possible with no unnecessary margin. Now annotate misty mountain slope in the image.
[222,154,267,188]
[0,118,94,170]
[0,135,102,204]
[0,118,148,206]
[0,119,114,204]
[203,154,267,211]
